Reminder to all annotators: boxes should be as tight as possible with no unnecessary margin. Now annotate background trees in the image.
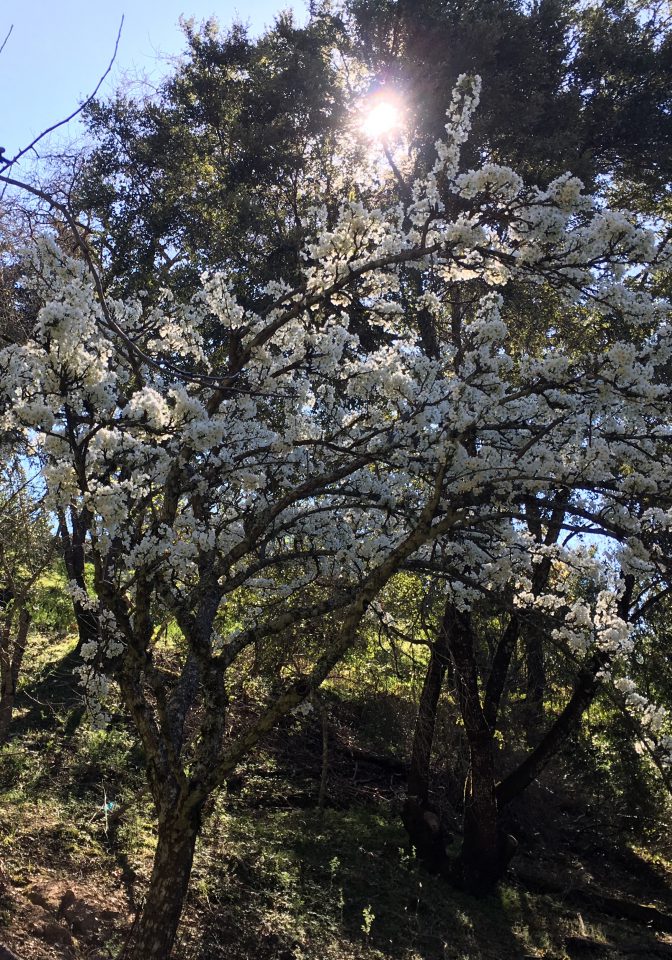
[73,12,355,302]
[347,0,672,195]
[0,459,54,743]
[69,0,672,308]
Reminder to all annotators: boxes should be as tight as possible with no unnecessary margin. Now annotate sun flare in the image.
[362,94,403,139]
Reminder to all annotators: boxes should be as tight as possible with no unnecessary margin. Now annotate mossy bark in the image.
[127,804,202,960]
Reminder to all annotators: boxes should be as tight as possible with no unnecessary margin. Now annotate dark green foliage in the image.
[348,0,672,193]
[0,211,41,346]
[349,0,582,183]
[76,13,352,303]
[575,0,672,210]
[67,0,672,380]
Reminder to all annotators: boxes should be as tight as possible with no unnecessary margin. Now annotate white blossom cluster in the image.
[0,79,671,762]
[613,677,672,770]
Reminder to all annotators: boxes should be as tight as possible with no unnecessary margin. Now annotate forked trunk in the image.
[58,509,96,655]
[446,603,517,894]
[127,805,201,960]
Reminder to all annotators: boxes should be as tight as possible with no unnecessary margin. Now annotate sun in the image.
[361,92,403,139]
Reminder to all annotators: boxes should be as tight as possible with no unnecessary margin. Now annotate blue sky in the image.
[0,0,305,163]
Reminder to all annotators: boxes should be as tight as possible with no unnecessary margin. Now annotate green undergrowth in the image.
[185,804,545,960]
[1,631,672,960]
[179,801,672,960]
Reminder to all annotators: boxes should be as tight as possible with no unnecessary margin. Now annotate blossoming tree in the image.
[1,78,671,956]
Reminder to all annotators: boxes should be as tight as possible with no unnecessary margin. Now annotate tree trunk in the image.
[407,621,450,806]
[456,731,515,894]
[461,751,498,890]
[499,576,634,806]
[524,631,546,739]
[0,606,30,745]
[127,804,201,960]
[521,499,565,739]
[402,613,452,871]
[497,651,606,807]
[58,509,96,655]
[446,603,515,894]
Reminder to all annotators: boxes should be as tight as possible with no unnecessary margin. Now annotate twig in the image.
[0,24,13,58]
[0,17,124,174]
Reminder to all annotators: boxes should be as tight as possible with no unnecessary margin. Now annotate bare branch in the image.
[0,17,124,174]
[0,24,13,58]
